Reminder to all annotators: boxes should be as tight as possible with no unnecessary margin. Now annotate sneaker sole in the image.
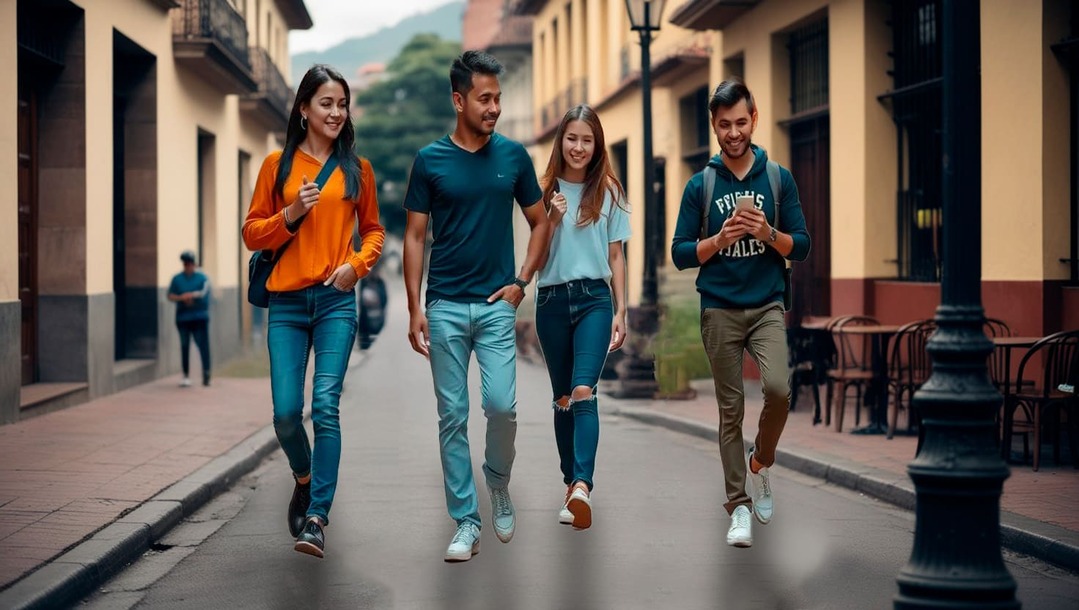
[753,507,772,526]
[568,497,592,530]
[294,540,324,558]
[727,538,753,548]
[443,542,480,562]
[558,513,573,525]
[494,527,514,543]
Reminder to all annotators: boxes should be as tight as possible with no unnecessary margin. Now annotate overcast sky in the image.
[289,0,458,54]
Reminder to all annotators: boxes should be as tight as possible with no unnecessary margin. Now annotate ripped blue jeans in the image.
[535,278,612,490]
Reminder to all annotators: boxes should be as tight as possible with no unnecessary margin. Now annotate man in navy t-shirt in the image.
[167,250,212,387]
[403,50,549,562]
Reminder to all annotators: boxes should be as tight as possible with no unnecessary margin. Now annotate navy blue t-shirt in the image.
[168,270,211,323]
[403,133,543,303]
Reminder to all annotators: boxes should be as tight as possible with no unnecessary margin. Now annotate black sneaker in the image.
[294,518,325,558]
[202,372,211,386]
[288,478,311,538]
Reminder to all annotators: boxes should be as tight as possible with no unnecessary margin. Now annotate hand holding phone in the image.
[735,194,755,213]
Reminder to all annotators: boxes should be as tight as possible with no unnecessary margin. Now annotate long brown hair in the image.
[540,105,628,226]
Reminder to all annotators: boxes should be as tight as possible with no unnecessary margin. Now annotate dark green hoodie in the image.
[671,145,811,310]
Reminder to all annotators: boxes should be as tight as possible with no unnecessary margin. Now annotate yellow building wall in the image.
[0,0,16,302]
[70,0,288,294]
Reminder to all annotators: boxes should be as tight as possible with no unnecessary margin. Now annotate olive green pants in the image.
[701,302,790,515]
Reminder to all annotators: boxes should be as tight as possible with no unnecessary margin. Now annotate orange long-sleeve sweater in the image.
[242,149,385,292]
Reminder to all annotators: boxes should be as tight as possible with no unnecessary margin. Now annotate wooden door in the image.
[18,81,38,384]
[788,115,832,324]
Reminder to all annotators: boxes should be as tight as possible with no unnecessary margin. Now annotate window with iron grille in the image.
[789,19,828,115]
[680,86,710,172]
[1054,6,1079,283]
[884,0,944,281]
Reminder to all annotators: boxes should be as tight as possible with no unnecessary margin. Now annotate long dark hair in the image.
[275,64,361,200]
[540,105,627,226]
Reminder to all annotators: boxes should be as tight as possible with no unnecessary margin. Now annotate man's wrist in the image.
[512,277,530,291]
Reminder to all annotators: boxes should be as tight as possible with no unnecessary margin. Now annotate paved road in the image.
[85,300,1079,609]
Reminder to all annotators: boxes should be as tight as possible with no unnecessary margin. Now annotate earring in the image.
[300,115,308,130]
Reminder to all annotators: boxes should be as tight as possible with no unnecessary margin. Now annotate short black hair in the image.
[708,79,756,117]
[180,250,196,264]
[450,50,503,96]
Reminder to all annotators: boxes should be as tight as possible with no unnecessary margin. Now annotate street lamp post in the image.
[894,1,1019,608]
[610,0,666,398]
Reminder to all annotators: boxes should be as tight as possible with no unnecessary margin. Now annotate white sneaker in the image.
[179,377,192,388]
[489,486,515,543]
[558,486,573,525]
[567,485,592,530]
[727,505,753,548]
[747,451,773,525]
[444,522,480,562]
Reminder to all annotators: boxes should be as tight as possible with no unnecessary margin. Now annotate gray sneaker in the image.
[726,505,753,547]
[489,486,516,543]
[444,522,480,562]
[747,450,773,525]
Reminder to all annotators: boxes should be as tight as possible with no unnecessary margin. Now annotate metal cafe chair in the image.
[886,319,937,439]
[1001,329,1079,471]
[827,316,880,433]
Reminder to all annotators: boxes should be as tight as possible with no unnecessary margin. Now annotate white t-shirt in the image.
[536,178,632,288]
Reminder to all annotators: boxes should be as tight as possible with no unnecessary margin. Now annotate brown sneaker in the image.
[567,482,592,530]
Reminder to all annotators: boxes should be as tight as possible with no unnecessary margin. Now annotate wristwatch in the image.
[768,226,777,243]
[512,277,529,291]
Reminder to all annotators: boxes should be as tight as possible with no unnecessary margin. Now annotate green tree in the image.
[354,33,460,235]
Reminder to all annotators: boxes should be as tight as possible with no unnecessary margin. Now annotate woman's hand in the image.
[286,175,321,222]
[548,192,568,226]
[324,263,359,292]
[609,312,627,352]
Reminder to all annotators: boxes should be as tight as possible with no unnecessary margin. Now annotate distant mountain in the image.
[291,1,464,83]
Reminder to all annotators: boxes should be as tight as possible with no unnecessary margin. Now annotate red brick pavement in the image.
[0,375,270,590]
[652,380,1079,534]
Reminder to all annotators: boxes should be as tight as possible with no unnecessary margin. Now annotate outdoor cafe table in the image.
[992,336,1042,397]
[837,324,901,435]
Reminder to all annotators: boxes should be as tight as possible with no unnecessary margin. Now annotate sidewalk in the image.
[600,378,1079,573]
[0,347,353,610]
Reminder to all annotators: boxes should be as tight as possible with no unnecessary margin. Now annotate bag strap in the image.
[699,166,716,239]
[271,154,341,262]
[766,160,792,270]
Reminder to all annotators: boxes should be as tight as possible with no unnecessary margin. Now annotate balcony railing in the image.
[242,47,293,129]
[171,0,256,93]
[539,78,589,134]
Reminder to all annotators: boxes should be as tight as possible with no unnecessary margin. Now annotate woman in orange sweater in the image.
[242,64,384,559]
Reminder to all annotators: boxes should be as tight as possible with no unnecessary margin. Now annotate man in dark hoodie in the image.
[671,80,811,548]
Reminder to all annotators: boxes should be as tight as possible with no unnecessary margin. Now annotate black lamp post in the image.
[894,1,1019,607]
[609,0,666,399]
[626,0,665,309]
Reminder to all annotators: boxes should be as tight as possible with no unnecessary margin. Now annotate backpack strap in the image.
[699,166,716,239]
[766,160,792,270]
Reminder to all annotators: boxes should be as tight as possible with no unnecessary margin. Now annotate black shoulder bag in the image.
[247,154,340,308]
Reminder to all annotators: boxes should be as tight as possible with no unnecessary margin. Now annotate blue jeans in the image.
[267,284,357,525]
[427,299,518,527]
[535,279,613,490]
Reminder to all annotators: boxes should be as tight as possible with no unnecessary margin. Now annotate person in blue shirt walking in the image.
[403,50,550,562]
[534,105,630,531]
[671,80,811,548]
[167,250,212,387]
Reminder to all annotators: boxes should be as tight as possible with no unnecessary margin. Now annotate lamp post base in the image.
[605,304,660,399]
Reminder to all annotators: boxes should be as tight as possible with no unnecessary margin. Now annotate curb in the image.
[610,404,1079,574]
[0,424,279,610]
[0,350,371,610]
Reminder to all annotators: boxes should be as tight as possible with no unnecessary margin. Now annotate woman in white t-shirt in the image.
[535,104,631,530]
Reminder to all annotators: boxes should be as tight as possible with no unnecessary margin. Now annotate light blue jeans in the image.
[267,284,356,525]
[427,298,518,527]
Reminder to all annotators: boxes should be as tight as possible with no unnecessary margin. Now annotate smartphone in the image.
[735,194,755,212]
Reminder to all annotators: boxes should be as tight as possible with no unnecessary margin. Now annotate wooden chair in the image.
[886,319,937,439]
[827,316,880,432]
[1001,329,1079,470]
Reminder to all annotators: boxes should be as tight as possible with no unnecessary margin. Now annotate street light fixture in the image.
[625,0,666,311]
[894,1,1019,607]
[609,0,665,399]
